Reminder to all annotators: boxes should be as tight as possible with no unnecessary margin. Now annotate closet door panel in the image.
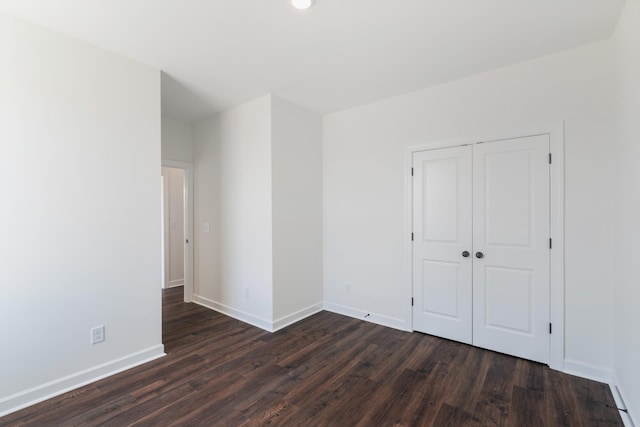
[412,146,472,344]
[472,135,550,364]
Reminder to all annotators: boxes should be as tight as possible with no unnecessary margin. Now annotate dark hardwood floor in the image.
[2,287,623,426]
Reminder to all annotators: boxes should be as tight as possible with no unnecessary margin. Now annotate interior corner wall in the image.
[612,1,640,422]
[323,40,615,372]
[161,114,193,162]
[271,96,323,326]
[192,95,274,328]
[0,12,163,415]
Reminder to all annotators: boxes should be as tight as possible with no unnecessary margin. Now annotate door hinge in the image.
[549,323,552,334]
[549,153,552,164]
[549,238,552,249]
[411,232,414,241]
[411,297,414,306]
[411,167,414,176]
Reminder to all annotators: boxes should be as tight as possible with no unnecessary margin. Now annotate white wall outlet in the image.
[91,325,105,344]
[345,282,352,294]
[244,287,249,299]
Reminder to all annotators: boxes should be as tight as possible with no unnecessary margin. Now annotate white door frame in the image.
[162,159,195,303]
[405,122,565,371]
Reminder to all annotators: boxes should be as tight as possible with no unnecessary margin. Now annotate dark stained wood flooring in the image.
[1,287,624,426]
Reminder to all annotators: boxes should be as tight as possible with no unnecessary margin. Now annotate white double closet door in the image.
[412,134,550,364]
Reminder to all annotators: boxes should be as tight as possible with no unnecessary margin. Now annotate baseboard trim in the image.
[323,302,407,331]
[273,303,324,332]
[0,345,165,417]
[193,294,273,332]
[611,372,637,427]
[167,281,184,288]
[563,359,613,384]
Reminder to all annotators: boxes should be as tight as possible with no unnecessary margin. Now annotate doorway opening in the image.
[161,160,194,303]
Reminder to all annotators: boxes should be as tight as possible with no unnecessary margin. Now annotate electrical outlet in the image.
[91,325,105,345]
[244,287,249,299]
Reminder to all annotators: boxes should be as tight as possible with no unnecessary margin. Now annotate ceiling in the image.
[0,0,626,122]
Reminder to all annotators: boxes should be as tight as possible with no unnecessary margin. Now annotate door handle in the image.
[475,252,484,259]
[462,251,470,258]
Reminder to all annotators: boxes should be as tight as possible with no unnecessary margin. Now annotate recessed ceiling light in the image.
[291,0,313,10]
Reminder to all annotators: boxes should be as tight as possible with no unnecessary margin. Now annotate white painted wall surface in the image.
[0,12,163,415]
[192,118,221,302]
[193,96,274,326]
[161,115,193,162]
[161,167,185,288]
[612,1,640,422]
[323,41,615,371]
[271,96,323,324]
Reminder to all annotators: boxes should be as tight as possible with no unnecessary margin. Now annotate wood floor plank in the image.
[0,287,624,426]
[355,368,430,426]
[570,375,622,426]
[507,385,545,427]
[99,382,199,426]
[442,344,486,413]
[432,402,477,427]
[472,352,519,426]
[545,368,587,426]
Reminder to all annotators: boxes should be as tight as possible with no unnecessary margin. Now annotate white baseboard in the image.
[563,359,613,384]
[611,372,637,427]
[323,302,408,332]
[0,345,165,417]
[272,303,324,332]
[193,294,273,332]
[192,297,407,334]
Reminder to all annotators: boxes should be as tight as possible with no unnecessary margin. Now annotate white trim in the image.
[193,294,273,332]
[160,174,166,289]
[324,302,408,331]
[272,303,324,332]
[611,372,637,427]
[0,345,165,417]
[404,143,415,334]
[563,359,612,384]
[405,122,565,371]
[167,281,184,288]
[161,159,195,303]
[548,122,565,371]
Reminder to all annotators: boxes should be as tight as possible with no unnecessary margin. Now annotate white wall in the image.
[193,95,274,327]
[323,40,615,372]
[271,96,323,325]
[0,12,163,415]
[162,167,185,288]
[612,1,640,422]
[161,115,193,162]
[192,117,220,305]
